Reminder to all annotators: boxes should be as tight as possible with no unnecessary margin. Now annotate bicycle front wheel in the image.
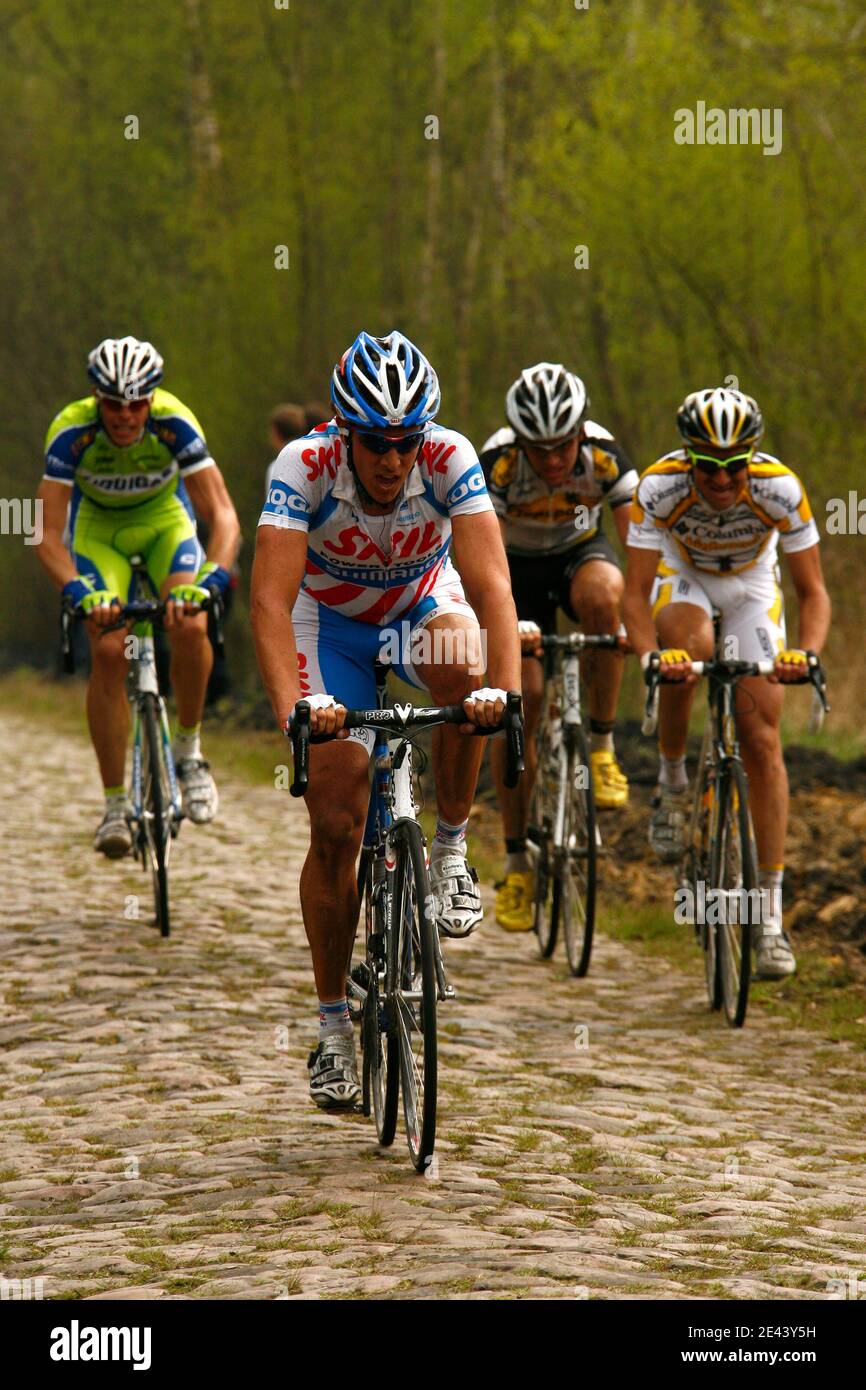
[556,727,597,977]
[391,821,437,1172]
[688,733,721,1011]
[358,850,399,1145]
[141,693,170,937]
[712,760,755,1028]
[528,715,559,958]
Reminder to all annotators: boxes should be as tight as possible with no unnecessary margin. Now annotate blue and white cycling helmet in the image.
[330,330,440,430]
[87,336,164,401]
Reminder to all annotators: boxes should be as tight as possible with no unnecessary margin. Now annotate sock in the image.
[174,722,202,762]
[659,752,688,790]
[319,998,352,1041]
[504,836,529,875]
[589,718,615,755]
[431,817,468,860]
[104,784,126,804]
[759,866,783,924]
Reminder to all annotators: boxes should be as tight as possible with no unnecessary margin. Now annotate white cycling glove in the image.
[300,693,339,713]
[517,620,541,637]
[466,687,508,704]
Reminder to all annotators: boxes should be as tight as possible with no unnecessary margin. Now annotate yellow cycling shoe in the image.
[495,871,535,932]
[590,749,629,808]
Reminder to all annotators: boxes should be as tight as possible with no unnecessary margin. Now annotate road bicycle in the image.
[527,633,620,977]
[288,670,523,1172]
[61,556,223,938]
[642,639,828,1027]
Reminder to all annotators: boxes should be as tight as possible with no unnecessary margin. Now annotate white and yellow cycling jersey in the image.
[627,451,819,575]
[481,422,637,557]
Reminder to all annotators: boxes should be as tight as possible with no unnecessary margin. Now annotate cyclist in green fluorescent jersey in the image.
[34,337,241,856]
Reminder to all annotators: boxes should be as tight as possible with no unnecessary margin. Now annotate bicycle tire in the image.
[712,760,755,1028]
[689,733,721,1011]
[392,820,437,1172]
[529,716,559,958]
[141,694,170,937]
[557,725,597,977]
[359,850,399,1145]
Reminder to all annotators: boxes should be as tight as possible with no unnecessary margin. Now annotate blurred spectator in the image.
[304,400,330,431]
[266,403,308,495]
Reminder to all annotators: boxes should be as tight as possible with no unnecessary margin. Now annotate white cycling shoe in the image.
[754,923,797,980]
[429,851,483,939]
[94,800,134,858]
[176,757,219,824]
[307,1032,360,1109]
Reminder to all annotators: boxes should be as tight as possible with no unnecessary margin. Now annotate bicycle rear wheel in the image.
[528,717,559,958]
[712,761,755,1028]
[556,726,597,977]
[358,850,399,1145]
[141,693,170,937]
[392,821,437,1172]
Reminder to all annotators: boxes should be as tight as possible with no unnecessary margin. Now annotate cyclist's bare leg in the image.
[86,625,129,787]
[567,559,624,722]
[413,613,486,824]
[160,570,213,729]
[735,676,787,868]
[491,653,542,836]
[301,740,370,1001]
[655,603,714,758]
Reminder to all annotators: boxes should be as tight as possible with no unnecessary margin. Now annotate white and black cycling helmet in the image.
[677,387,764,450]
[330,330,440,430]
[87,336,164,401]
[506,362,588,443]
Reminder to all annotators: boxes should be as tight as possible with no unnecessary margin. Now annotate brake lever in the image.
[289,701,311,797]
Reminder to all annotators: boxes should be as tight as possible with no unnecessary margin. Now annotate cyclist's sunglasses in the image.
[688,448,752,476]
[357,430,425,456]
[521,433,580,454]
[97,393,151,413]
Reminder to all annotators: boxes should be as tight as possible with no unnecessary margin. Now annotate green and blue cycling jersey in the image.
[43,389,215,599]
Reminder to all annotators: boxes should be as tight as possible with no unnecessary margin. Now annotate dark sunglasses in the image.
[521,433,580,454]
[688,448,752,476]
[357,430,425,456]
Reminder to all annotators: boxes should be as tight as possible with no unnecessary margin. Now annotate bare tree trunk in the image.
[417,0,445,340]
[183,0,224,178]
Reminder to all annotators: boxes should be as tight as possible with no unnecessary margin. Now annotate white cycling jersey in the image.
[480,422,637,556]
[628,451,820,575]
[258,419,493,624]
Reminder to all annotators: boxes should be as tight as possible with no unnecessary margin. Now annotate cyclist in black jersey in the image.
[480,363,637,932]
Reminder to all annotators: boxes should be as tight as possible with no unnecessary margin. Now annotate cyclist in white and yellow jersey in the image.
[623,387,831,979]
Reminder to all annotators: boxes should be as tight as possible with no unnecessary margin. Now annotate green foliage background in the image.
[1,0,864,703]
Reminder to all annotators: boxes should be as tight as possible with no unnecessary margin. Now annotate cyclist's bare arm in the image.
[33,479,77,589]
[184,466,241,571]
[611,500,632,548]
[623,543,698,682]
[450,510,521,724]
[623,544,662,661]
[785,543,831,657]
[250,525,309,726]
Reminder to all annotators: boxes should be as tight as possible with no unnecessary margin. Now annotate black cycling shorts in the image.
[507,530,621,634]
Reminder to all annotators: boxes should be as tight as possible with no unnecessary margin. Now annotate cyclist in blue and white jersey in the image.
[252,331,520,1108]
